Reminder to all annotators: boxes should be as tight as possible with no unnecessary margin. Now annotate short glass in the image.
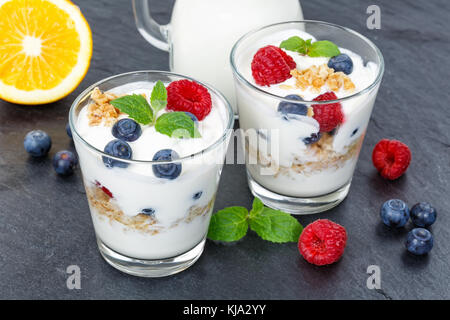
[230,21,384,214]
[69,71,233,277]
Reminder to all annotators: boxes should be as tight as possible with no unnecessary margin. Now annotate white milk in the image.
[169,0,303,111]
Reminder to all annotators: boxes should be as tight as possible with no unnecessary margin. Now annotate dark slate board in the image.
[0,0,449,299]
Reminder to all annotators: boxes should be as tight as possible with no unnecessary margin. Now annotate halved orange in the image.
[0,0,92,104]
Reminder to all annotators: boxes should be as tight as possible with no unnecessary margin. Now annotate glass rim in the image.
[69,70,235,165]
[230,20,385,105]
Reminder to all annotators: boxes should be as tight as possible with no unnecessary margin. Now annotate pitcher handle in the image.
[132,0,170,52]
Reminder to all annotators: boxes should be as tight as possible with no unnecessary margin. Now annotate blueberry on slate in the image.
[193,191,203,200]
[53,150,77,176]
[112,118,142,142]
[103,139,132,168]
[380,199,410,228]
[303,132,321,145]
[411,202,437,228]
[142,208,155,216]
[328,53,353,75]
[278,95,308,116]
[406,228,433,255]
[184,112,199,126]
[152,149,182,180]
[66,122,73,139]
[24,130,52,157]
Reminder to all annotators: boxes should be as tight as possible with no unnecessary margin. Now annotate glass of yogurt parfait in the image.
[69,71,233,277]
[230,21,384,214]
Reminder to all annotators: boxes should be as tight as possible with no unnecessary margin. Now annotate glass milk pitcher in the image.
[132,0,303,113]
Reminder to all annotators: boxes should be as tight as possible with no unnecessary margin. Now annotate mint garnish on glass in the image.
[207,198,303,243]
[280,36,340,57]
[110,80,200,138]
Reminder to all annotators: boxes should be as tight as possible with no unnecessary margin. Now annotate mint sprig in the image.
[155,112,201,138]
[110,94,153,125]
[280,36,340,58]
[207,207,249,242]
[207,198,303,243]
[110,80,168,125]
[150,80,168,115]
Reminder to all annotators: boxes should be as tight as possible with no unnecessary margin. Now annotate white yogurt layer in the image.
[73,81,229,259]
[236,29,380,197]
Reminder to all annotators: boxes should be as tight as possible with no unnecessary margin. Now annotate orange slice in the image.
[0,0,92,104]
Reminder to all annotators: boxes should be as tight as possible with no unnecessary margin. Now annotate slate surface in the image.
[0,0,449,300]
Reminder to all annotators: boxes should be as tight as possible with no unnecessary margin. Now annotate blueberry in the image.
[277,95,308,116]
[66,122,73,139]
[184,112,199,126]
[102,139,132,168]
[406,228,433,255]
[350,127,359,137]
[112,118,142,142]
[257,129,269,140]
[303,132,321,145]
[411,202,437,228]
[328,53,353,75]
[141,208,155,216]
[193,191,203,200]
[380,199,410,228]
[152,149,182,180]
[24,130,52,157]
[53,150,77,176]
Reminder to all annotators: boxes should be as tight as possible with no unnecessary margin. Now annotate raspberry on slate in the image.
[251,45,296,86]
[372,139,411,180]
[298,219,347,266]
[312,92,344,132]
[166,79,212,121]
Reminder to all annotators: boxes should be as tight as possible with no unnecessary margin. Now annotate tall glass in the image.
[231,21,384,214]
[69,71,233,277]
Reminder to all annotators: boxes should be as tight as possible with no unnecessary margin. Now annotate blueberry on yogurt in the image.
[112,118,142,142]
[327,53,353,75]
[303,132,322,145]
[277,95,308,116]
[141,208,156,216]
[152,149,182,180]
[193,191,203,200]
[103,139,132,168]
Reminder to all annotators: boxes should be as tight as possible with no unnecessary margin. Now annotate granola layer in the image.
[86,184,215,235]
[246,132,364,177]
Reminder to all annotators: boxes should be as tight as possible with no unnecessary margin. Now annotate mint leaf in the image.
[249,197,264,219]
[150,80,167,115]
[279,36,340,58]
[110,94,153,125]
[249,206,303,243]
[280,36,307,54]
[155,112,201,138]
[307,40,340,57]
[207,207,249,242]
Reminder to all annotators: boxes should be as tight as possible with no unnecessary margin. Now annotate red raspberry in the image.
[312,92,344,132]
[95,181,113,198]
[251,45,296,86]
[298,219,347,266]
[372,139,411,180]
[166,79,212,120]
